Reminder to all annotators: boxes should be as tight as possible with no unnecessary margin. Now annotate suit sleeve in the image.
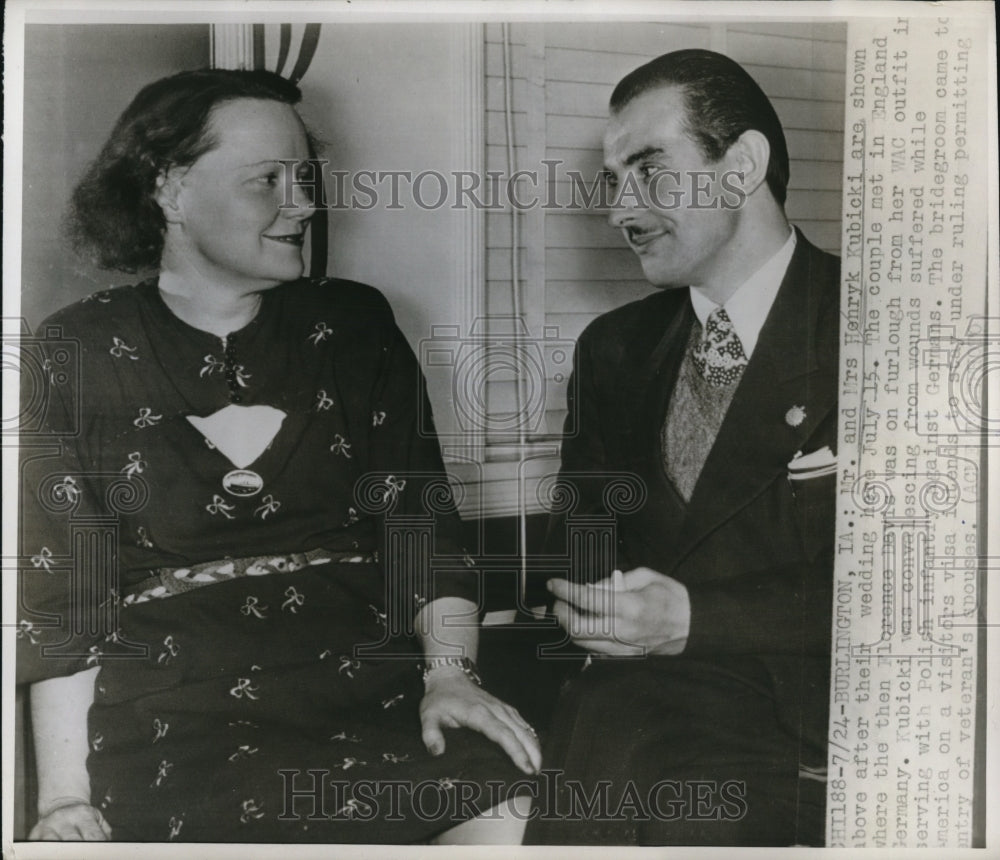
[543,324,633,573]
[683,552,834,659]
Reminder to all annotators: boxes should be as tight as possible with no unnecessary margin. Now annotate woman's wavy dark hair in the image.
[67,68,312,272]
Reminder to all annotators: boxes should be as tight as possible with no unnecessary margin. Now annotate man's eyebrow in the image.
[624,146,666,167]
[603,146,667,174]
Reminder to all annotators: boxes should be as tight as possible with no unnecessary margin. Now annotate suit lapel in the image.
[670,235,838,568]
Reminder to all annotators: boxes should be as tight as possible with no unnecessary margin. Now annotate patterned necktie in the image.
[691,306,748,386]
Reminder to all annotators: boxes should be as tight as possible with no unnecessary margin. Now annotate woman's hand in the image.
[419,668,542,775]
[29,800,112,841]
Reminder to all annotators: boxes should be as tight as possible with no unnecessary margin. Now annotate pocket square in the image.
[788,445,837,480]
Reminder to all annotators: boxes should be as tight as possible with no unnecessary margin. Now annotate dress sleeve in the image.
[16,324,107,684]
[366,316,481,624]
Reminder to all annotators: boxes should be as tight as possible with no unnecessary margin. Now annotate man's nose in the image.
[608,196,640,229]
[607,174,645,229]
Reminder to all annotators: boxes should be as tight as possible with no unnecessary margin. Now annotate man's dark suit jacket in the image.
[550,229,840,753]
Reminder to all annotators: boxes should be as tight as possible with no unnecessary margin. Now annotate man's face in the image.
[603,85,743,290]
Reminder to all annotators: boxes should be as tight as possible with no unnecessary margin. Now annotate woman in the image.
[17,68,538,843]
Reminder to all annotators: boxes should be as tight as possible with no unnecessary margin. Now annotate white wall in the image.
[297,24,477,443]
[20,25,211,328]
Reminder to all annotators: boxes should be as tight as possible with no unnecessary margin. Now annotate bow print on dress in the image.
[382,475,407,504]
[53,476,81,504]
[152,718,169,743]
[329,434,352,458]
[16,620,41,645]
[109,336,139,360]
[281,586,305,613]
[227,744,259,762]
[157,635,179,665]
[240,596,268,619]
[206,494,236,519]
[229,365,252,388]
[40,358,62,385]
[336,798,373,819]
[133,407,162,428]
[151,760,173,788]
[382,752,412,764]
[330,730,362,743]
[121,451,147,478]
[338,655,360,678]
[239,799,265,823]
[308,322,332,344]
[230,677,260,700]
[315,389,335,411]
[201,355,225,377]
[31,547,53,571]
[254,495,280,520]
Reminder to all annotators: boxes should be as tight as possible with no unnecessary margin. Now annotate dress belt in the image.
[121,548,377,606]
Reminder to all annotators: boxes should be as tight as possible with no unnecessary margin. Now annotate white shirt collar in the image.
[689,228,797,359]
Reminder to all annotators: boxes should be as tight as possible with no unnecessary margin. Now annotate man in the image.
[526,49,839,845]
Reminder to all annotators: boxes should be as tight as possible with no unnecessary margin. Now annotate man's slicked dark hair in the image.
[67,68,313,272]
[610,49,789,205]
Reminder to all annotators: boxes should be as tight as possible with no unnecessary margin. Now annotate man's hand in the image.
[548,566,690,656]
[29,801,112,841]
[419,669,541,775]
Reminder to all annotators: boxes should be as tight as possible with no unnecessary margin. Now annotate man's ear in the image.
[723,129,771,199]
[153,167,186,224]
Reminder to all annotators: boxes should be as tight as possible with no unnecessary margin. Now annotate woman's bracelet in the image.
[419,656,483,686]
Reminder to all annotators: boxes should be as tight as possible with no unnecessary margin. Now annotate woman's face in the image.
[159,98,315,292]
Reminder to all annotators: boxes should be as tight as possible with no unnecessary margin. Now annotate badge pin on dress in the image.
[223,469,264,497]
[785,405,806,427]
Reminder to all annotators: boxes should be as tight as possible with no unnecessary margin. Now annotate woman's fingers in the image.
[29,804,111,841]
[421,717,448,757]
[465,705,539,775]
[420,685,541,775]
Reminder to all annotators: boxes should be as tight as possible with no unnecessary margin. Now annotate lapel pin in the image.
[785,405,806,427]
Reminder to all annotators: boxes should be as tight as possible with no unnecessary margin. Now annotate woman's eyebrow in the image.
[238,159,305,168]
